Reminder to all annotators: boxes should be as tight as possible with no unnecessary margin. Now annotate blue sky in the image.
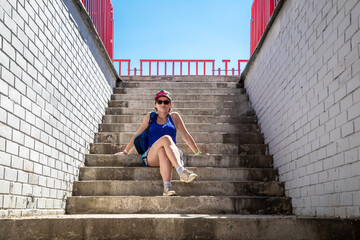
[112,0,253,75]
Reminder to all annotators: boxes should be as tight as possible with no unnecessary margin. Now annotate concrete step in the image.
[89,143,267,155]
[98,123,259,133]
[113,87,246,95]
[66,196,291,214]
[79,167,277,181]
[119,75,241,82]
[2,214,358,240]
[85,154,274,168]
[107,100,251,109]
[102,115,257,124]
[72,180,285,197]
[105,107,255,116]
[94,132,264,144]
[111,93,249,101]
[118,81,238,89]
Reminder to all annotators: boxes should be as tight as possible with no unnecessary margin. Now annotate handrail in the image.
[82,0,114,59]
[250,0,279,55]
[113,59,248,76]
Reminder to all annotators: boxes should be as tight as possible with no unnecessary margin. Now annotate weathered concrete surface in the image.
[111,93,249,101]
[85,154,274,168]
[79,167,278,181]
[72,180,285,196]
[102,115,257,124]
[98,122,259,133]
[1,214,358,240]
[66,196,291,214]
[113,87,246,95]
[106,107,255,116]
[95,132,264,144]
[89,143,267,155]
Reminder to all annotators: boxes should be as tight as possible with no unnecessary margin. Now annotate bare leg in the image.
[146,135,182,169]
[157,147,173,182]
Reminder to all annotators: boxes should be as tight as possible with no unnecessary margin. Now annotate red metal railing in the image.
[250,0,279,55]
[82,0,114,59]
[112,59,248,76]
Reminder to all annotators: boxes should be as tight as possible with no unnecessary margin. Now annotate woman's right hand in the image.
[114,150,128,155]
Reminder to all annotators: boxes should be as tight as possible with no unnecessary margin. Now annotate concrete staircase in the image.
[66,76,292,215]
[2,76,359,240]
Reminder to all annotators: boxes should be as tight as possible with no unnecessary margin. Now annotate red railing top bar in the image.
[113,59,248,76]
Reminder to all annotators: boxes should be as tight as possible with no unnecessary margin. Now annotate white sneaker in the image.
[163,185,177,196]
[179,168,197,183]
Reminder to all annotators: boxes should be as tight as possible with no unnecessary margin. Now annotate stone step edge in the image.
[79,166,275,170]
[73,180,280,183]
[1,215,358,240]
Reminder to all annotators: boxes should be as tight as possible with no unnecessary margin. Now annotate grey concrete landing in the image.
[79,167,278,181]
[111,93,249,101]
[98,122,259,133]
[85,154,274,168]
[119,81,238,89]
[102,114,257,124]
[1,214,358,240]
[106,107,255,116]
[72,180,285,196]
[89,143,267,155]
[113,87,246,95]
[66,196,291,214]
[95,132,264,144]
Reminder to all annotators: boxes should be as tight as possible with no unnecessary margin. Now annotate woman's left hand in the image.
[197,152,210,156]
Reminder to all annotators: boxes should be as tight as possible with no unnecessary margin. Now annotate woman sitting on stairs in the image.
[114,90,209,196]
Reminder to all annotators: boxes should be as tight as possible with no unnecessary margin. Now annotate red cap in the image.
[155,90,172,101]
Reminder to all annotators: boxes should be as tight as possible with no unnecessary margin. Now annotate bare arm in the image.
[171,112,208,155]
[114,112,152,155]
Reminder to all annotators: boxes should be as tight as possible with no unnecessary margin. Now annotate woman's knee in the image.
[159,135,174,145]
[158,147,166,158]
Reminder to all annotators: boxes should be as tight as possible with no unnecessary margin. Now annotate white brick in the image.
[348,102,360,120]
[11,155,23,170]
[9,182,22,195]
[28,173,38,185]
[6,140,18,156]
[4,167,17,181]
[0,180,10,194]
[3,195,16,208]
[17,171,28,183]
[340,192,353,206]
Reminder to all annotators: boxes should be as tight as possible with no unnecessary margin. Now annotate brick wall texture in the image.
[244,0,359,218]
[0,0,113,216]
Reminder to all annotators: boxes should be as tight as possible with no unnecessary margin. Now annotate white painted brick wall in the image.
[0,0,116,216]
[244,0,360,218]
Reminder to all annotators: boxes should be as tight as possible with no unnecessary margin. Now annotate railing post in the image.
[127,60,130,76]
[140,60,143,76]
[134,68,137,76]
[188,61,190,75]
[196,61,198,75]
[204,61,206,75]
[157,61,159,76]
[222,59,230,76]
[218,68,221,75]
[212,61,215,75]
[232,68,235,75]
[180,61,182,76]
[172,62,175,75]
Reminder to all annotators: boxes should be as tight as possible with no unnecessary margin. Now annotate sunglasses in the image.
[156,100,170,105]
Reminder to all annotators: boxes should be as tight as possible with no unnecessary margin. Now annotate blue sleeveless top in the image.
[148,114,177,149]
